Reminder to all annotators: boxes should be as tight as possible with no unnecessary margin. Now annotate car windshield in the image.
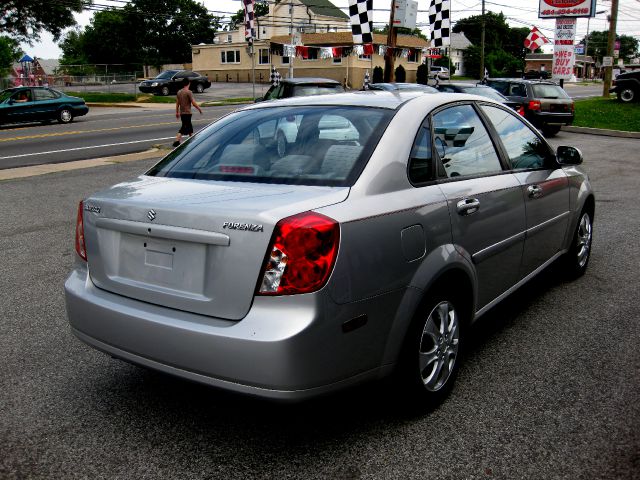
[147,105,395,186]
[156,70,178,80]
[460,87,506,101]
[531,84,569,99]
[0,89,16,102]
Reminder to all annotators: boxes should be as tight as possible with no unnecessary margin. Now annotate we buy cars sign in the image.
[552,18,577,80]
[539,0,597,18]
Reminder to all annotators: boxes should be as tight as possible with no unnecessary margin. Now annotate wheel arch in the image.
[380,246,476,367]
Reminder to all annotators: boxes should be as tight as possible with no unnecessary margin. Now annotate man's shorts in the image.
[179,114,193,135]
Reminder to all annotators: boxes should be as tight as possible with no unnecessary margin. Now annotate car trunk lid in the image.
[83,176,349,320]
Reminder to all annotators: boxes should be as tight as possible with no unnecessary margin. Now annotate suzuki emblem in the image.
[147,209,156,221]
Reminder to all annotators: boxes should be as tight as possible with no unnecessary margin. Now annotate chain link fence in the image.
[2,74,143,95]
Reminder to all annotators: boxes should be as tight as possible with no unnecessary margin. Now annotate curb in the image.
[0,148,163,181]
[561,126,640,139]
[86,102,143,108]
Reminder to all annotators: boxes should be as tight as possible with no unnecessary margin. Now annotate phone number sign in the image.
[552,18,577,79]
[539,0,597,18]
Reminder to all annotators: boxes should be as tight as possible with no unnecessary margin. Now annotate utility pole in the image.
[479,0,485,80]
[384,0,397,82]
[289,0,294,79]
[602,0,619,98]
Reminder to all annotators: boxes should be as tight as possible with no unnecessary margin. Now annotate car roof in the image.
[242,90,498,111]
[440,83,490,88]
[489,78,558,85]
[280,77,341,85]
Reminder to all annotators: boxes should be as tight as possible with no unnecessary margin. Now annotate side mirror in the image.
[556,146,583,165]
[254,97,264,103]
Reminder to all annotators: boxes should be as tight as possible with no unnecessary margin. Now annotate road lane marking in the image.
[0,137,175,160]
[0,119,210,142]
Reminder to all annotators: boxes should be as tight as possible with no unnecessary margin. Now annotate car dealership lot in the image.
[0,131,638,479]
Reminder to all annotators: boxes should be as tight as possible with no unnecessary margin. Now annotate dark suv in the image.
[610,70,640,103]
[258,78,344,101]
[486,79,573,136]
[138,70,211,96]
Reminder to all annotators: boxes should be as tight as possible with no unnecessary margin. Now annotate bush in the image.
[395,64,406,82]
[373,65,384,83]
[417,63,429,84]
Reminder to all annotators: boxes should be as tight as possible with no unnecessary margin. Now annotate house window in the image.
[358,54,371,60]
[227,34,232,43]
[302,49,319,61]
[221,50,241,64]
[333,57,342,64]
[408,50,418,63]
[258,49,270,65]
[282,56,290,65]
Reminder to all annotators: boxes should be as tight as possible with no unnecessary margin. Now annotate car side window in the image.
[264,84,283,100]
[509,83,526,97]
[33,89,57,101]
[432,104,503,178]
[12,90,32,102]
[481,105,551,170]
[487,81,508,95]
[408,120,434,184]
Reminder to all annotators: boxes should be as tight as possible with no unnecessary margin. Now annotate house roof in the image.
[270,32,429,48]
[450,32,471,50]
[298,0,349,20]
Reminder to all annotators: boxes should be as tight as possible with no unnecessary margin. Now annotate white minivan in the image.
[430,66,450,80]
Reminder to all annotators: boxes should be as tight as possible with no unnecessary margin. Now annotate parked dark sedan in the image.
[436,83,524,115]
[486,79,574,136]
[258,78,345,102]
[0,86,89,125]
[610,70,640,103]
[138,70,211,96]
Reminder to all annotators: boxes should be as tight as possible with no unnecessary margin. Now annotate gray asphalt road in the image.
[0,131,638,479]
[0,105,238,170]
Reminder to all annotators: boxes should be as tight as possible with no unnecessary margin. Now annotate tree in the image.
[416,63,429,84]
[579,31,639,63]
[59,0,223,69]
[374,25,428,41]
[228,1,269,31]
[373,65,384,83]
[1,0,86,43]
[0,36,22,77]
[453,12,531,78]
[395,64,406,82]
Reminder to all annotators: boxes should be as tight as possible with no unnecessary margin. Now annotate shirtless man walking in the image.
[173,78,202,147]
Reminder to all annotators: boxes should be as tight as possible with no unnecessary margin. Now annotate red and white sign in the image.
[552,18,577,80]
[539,0,597,18]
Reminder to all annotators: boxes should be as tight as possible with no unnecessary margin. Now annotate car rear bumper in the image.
[529,112,574,126]
[64,268,396,400]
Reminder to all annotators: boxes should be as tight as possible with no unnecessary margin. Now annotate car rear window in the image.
[292,84,345,96]
[460,87,506,101]
[531,84,569,99]
[147,105,394,186]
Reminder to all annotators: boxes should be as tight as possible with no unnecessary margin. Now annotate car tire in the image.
[58,108,73,124]
[276,131,287,157]
[397,289,466,410]
[542,124,561,137]
[562,207,593,279]
[618,87,636,103]
[195,83,204,93]
[160,86,170,96]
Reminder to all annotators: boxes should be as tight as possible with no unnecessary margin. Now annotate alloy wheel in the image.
[576,212,592,269]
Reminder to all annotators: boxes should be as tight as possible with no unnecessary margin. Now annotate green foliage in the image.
[574,97,640,132]
[453,12,530,78]
[1,0,85,42]
[59,0,223,69]
[373,65,384,83]
[416,63,429,85]
[0,36,23,77]
[228,1,269,31]
[395,64,406,82]
[374,25,427,41]
[579,31,639,63]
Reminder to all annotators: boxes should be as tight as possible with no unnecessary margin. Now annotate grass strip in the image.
[573,97,640,132]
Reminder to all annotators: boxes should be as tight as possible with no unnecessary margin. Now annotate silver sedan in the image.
[65,91,594,407]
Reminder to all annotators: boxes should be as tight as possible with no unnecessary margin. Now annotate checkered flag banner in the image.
[270,67,281,87]
[429,0,451,48]
[243,0,255,42]
[524,26,550,52]
[363,70,370,89]
[348,0,373,45]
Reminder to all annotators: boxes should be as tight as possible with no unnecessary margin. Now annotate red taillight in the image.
[528,100,541,111]
[570,102,575,113]
[517,105,525,116]
[75,201,87,261]
[258,212,339,295]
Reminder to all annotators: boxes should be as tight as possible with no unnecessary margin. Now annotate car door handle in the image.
[456,198,480,216]
[527,185,543,199]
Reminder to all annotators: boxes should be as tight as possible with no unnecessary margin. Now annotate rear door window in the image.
[432,104,503,178]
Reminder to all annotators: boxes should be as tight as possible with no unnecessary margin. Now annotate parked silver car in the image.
[65,91,594,406]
